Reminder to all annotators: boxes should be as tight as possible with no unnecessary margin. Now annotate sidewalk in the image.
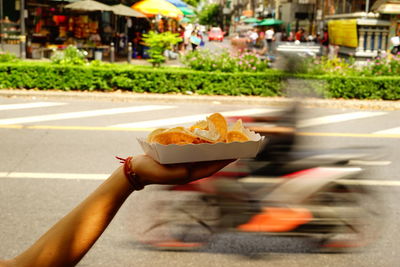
[1,89,399,111]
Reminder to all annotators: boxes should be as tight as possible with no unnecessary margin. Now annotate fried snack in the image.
[152,131,198,145]
[207,113,228,142]
[226,131,250,142]
[151,127,213,145]
[147,128,167,142]
[227,119,250,142]
[189,120,208,132]
[148,113,251,145]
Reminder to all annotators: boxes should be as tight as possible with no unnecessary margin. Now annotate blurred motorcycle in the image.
[140,105,387,253]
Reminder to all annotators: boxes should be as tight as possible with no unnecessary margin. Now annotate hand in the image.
[130,155,235,186]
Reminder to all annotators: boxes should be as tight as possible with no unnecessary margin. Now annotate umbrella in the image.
[178,6,195,16]
[111,4,146,17]
[180,17,191,23]
[64,0,113,11]
[166,0,188,8]
[132,0,183,18]
[257,18,284,26]
[243,17,259,23]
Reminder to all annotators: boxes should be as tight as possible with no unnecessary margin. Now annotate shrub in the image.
[359,54,400,76]
[142,31,182,67]
[0,61,398,100]
[0,62,283,96]
[182,49,269,72]
[298,56,357,75]
[50,45,87,65]
[0,52,20,63]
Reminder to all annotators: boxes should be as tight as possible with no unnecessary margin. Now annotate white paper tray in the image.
[138,130,266,164]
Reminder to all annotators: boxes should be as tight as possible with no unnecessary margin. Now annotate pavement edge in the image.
[0,89,399,110]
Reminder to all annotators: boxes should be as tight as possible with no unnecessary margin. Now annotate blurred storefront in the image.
[0,0,151,60]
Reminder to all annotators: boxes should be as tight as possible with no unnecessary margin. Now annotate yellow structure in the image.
[328,19,358,48]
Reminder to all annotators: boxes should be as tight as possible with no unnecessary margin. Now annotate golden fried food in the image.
[226,130,251,142]
[147,128,167,142]
[148,113,251,145]
[207,113,227,142]
[189,120,208,132]
[152,131,199,145]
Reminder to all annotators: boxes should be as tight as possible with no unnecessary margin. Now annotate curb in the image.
[0,89,399,110]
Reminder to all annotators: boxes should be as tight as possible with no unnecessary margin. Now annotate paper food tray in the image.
[138,129,267,164]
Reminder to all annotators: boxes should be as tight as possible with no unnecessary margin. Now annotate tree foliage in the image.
[182,0,200,7]
[198,4,221,26]
[142,31,181,67]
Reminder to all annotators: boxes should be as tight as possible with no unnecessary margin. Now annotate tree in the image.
[183,0,200,7]
[142,31,181,67]
[198,4,221,27]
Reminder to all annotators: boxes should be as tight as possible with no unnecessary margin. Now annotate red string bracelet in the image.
[116,156,144,191]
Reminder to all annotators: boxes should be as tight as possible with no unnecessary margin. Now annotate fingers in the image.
[186,159,236,181]
[131,155,236,186]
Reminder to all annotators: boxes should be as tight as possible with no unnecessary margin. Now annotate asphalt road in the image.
[0,94,399,267]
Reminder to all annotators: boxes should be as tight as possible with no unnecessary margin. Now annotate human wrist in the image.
[120,156,145,191]
[129,155,152,187]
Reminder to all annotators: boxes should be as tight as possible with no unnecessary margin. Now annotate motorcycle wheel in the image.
[311,182,384,253]
[139,192,221,251]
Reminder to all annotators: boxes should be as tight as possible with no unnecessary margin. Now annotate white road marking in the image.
[110,108,280,128]
[0,102,66,111]
[298,111,387,128]
[0,105,176,125]
[373,127,400,135]
[0,172,109,180]
[0,172,399,186]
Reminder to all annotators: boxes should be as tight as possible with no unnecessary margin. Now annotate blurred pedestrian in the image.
[177,25,185,54]
[288,31,295,42]
[295,28,305,42]
[265,27,275,53]
[190,30,202,51]
[390,30,400,55]
[248,28,259,52]
[320,27,329,56]
[133,32,144,59]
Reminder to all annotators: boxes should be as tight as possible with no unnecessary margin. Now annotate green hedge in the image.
[285,74,400,100]
[0,63,283,97]
[0,62,399,100]
[323,75,400,100]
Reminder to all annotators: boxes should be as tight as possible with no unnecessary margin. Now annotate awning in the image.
[180,17,191,23]
[256,18,284,26]
[243,17,260,24]
[166,0,188,8]
[132,0,183,18]
[178,7,195,16]
[111,4,146,17]
[371,0,400,14]
[64,0,113,12]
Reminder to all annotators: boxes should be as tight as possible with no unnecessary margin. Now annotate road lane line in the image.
[0,102,66,111]
[110,108,280,128]
[1,124,400,138]
[1,172,109,180]
[1,172,399,186]
[373,127,400,135]
[298,111,387,128]
[0,105,176,125]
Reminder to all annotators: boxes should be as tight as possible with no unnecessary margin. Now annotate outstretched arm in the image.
[0,155,233,267]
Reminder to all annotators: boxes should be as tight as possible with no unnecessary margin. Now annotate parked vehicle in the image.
[208,27,224,42]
